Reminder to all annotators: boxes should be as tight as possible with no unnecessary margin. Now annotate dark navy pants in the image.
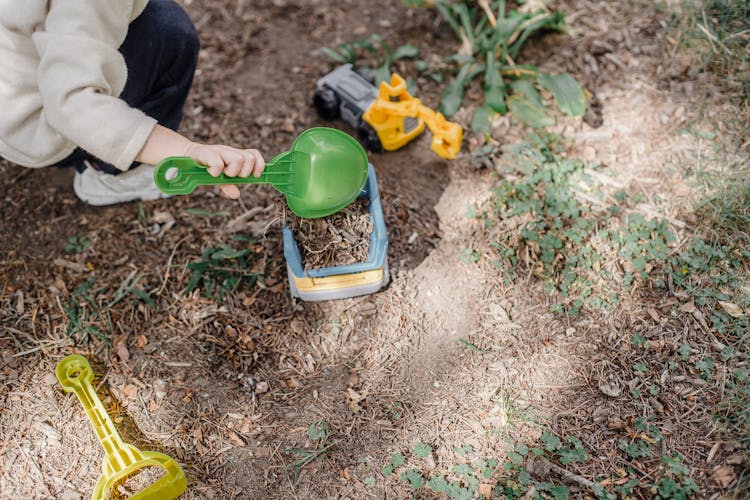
[59,0,199,174]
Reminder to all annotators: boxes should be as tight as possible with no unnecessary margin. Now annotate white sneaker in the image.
[73,161,169,206]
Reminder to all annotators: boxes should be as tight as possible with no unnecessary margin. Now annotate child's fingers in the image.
[219,184,241,199]
[222,151,245,177]
[239,151,255,178]
[191,145,262,184]
[196,149,224,177]
[245,149,265,177]
[207,163,224,177]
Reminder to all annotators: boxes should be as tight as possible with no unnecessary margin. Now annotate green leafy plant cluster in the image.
[65,278,112,344]
[65,274,155,344]
[497,434,699,499]
[185,235,263,302]
[323,2,585,133]
[496,435,590,500]
[373,430,703,499]
[485,132,749,318]
[487,133,613,316]
[482,133,743,318]
[656,454,700,499]
[480,133,748,492]
[670,237,749,335]
[618,417,663,461]
[426,0,585,132]
[285,421,336,483]
[606,213,674,288]
[374,436,587,499]
[380,442,498,499]
[64,235,92,254]
[607,454,698,499]
[722,367,750,452]
[671,170,750,466]
[322,33,420,86]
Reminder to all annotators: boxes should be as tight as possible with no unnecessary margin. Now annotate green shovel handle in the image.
[153,153,292,195]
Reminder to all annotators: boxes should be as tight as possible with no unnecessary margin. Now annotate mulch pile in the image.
[282,198,373,271]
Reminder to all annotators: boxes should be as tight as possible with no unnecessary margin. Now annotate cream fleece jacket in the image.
[0,0,156,170]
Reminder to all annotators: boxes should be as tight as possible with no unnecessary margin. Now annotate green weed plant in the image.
[322,34,420,87]
[426,0,585,132]
[323,1,585,133]
[185,235,263,302]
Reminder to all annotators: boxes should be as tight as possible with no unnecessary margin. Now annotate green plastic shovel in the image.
[153,127,368,219]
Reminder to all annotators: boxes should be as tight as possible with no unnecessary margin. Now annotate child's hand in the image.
[184,143,265,199]
[136,126,265,199]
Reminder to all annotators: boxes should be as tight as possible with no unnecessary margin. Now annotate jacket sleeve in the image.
[32,0,157,171]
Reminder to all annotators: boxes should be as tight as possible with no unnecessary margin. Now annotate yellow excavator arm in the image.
[362,74,463,159]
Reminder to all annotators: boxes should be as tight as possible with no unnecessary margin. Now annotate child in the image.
[0,0,263,205]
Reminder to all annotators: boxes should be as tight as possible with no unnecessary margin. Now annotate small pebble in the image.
[43,373,58,386]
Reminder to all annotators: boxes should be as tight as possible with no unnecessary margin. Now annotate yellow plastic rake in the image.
[56,355,187,500]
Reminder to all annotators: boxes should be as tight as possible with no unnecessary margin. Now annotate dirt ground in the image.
[1,0,748,499]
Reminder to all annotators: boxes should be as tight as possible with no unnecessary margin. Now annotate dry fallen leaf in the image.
[290,317,307,335]
[118,384,138,400]
[53,258,89,274]
[599,378,622,398]
[647,308,660,322]
[286,378,300,389]
[151,211,175,224]
[239,333,255,351]
[718,301,744,318]
[115,338,130,363]
[347,388,367,414]
[348,400,362,414]
[238,421,251,434]
[679,300,696,313]
[726,453,745,465]
[280,117,295,133]
[347,388,365,403]
[710,464,735,488]
[347,369,360,387]
[227,431,246,448]
[340,467,351,481]
[33,421,61,447]
[478,483,493,498]
[15,290,24,314]
[607,417,626,431]
[135,334,148,349]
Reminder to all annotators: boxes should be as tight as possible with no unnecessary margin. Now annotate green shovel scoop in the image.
[153,127,368,219]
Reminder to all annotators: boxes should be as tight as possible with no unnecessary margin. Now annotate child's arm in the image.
[33,1,264,199]
[136,124,265,199]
